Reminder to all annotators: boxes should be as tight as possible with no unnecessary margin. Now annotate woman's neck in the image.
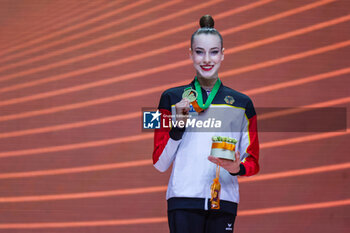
[197,76,218,91]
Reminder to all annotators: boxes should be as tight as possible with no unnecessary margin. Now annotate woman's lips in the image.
[201,65,214,71]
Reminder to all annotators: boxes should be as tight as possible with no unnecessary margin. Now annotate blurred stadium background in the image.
[0,0,349,232]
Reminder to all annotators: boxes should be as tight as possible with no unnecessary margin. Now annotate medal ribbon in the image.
[194,76,221,110]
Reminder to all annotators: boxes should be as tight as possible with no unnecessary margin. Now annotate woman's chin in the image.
[197,71,216,79]
[196,68,220,80]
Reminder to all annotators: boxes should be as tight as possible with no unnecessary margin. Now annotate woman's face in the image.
[190,33,224,80]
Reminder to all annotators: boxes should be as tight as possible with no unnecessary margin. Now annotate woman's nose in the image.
[203,52,210,63]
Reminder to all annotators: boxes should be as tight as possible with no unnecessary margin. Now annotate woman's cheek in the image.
[194,57,202,64]
[212,56,221,63]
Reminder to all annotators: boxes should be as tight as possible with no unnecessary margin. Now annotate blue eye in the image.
[195,50,203,55]
[211,50,219,55]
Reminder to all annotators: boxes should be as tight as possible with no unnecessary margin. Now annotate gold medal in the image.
[182,88,198,102]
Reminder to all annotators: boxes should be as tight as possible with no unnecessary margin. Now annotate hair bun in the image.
[199,15,214,28]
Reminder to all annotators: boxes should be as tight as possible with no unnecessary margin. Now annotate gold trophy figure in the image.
[210,167,221,209]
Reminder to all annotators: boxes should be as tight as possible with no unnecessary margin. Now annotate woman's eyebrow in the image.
[194,47,220,50]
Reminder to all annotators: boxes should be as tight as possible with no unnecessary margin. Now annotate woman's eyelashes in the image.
[194,50,219,56]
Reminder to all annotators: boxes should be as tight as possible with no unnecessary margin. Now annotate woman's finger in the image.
[235,152,240,162]
[208,156,221,166]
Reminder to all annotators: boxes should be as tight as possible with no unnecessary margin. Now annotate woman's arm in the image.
[152,93,189,172]
[239,99,260,177]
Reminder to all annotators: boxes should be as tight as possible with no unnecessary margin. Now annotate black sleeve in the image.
[158,91,185,141]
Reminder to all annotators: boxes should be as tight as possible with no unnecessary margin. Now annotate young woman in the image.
[152,15,260,233]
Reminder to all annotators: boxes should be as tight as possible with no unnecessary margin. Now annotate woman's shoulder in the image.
[158,84,191,107]
[219,85,253,104]
[162,84,191,96]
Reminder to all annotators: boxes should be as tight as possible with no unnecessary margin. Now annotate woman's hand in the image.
[208,151,241,174]
[175,98,190,127]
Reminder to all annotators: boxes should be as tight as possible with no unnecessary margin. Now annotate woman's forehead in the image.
[193,34,221,49]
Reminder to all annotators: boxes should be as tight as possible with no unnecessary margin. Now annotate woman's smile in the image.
[200,65,214,71]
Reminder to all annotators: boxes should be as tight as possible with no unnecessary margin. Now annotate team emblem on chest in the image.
[224,95,235,105]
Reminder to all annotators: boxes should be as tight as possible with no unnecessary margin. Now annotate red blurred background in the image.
[0,0,349,232]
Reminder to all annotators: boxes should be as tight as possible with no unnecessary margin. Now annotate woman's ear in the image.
[189,47,193,61]
[221,47,225,61]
